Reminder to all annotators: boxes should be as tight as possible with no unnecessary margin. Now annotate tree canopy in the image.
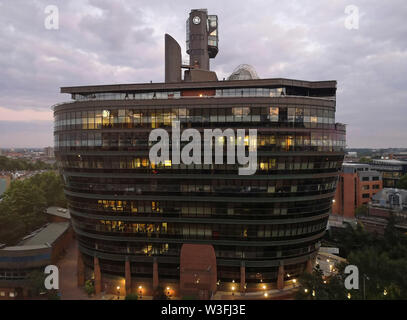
[0,156,54,171]
[0,171,67,245]
[298,219,407,299]
[396,174,407,190]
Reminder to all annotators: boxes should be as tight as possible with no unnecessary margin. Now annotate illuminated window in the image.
[269,107,279,122]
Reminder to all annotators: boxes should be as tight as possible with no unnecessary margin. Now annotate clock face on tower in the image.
[192,16,201,25]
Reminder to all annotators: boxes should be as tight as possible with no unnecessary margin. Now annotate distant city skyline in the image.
[1,0,406,148]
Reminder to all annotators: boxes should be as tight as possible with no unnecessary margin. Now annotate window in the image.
[362,193,370,199]
[269,107,279,122]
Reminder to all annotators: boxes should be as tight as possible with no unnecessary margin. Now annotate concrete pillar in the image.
[94,256,102,295]
[277,264,285,290]
[153,257,159,290]
[77,250,85,287]
[305,259,313,274]
[125,259,131,295]
[240,262,245,293]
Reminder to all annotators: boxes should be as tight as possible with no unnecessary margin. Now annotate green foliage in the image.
[359,157,372,163]
[47,289,61,300]
[354,205,368,217]
[0,156,52,171]
[396,174,407,190]
[0,171,66,245]
[295,265,347,300]
[124,293,139,300]
[84,280,95,296]
[304,218,407,300]
[26,270,47,297]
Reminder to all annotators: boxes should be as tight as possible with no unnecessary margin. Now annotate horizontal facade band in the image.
[56,149,345,157]
[64,189,336,203]
[69,207,329,225]
[78,243,317,268]
[73,225,326,247]
[54,96,335,112]
[60,78,336,94]
[61,170,339,180]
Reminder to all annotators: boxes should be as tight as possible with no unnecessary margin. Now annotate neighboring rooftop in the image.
[19,222,70,246]
[372,159,407,165]
[46,207,70,220]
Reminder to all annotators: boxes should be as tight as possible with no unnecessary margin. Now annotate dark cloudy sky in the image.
[0,0,406,148]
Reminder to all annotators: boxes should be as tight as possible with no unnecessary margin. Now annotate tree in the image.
[355,205,368,217]
[359,157,372,163]
[0,171,67,245]
[84,280,95,296]
[26,270,47,297]
[125,293,139,300]
[295,264,347,300]
[321,214,407,300]
[396,174,407,190]
[0,156,52,171]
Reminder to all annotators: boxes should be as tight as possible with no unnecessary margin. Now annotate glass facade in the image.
[54,84,345,284]
[68,86,336,102]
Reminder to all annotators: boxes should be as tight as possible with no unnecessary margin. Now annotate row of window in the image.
[79,238,316,261]
[54,131,346,151]
[54,106,336,130]
[72,88,290,101]
[66,180,337,195]
[362,184,381,190]
[58,156,341,173]
[67,197,332,218]
[74,218,327,240]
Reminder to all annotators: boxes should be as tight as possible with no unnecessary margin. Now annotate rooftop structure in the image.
[370,159,407,188]
[19,222,70,246]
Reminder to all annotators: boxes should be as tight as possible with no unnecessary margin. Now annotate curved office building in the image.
[53,9,345,296]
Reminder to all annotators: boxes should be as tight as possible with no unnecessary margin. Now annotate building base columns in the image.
[240,262,245,293]
[77,250,85,287]
[94,256,102,295]
[277,264,285,290]
[305,259,313,274]
[125,259,131,295]
[153,257,158,290]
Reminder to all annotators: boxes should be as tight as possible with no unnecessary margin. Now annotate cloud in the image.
[0,106,52,122]
[0,0,406,148]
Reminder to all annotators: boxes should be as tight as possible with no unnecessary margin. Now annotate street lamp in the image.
[231,286,235,296]
[264,292,268,298]
[347,292,351,299]
[116,286,120,300]
[138,285,143,299]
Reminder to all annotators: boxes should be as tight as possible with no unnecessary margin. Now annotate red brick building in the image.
[332,163,382,218]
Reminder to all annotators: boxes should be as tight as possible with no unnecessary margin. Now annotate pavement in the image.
[57,239,96,300]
